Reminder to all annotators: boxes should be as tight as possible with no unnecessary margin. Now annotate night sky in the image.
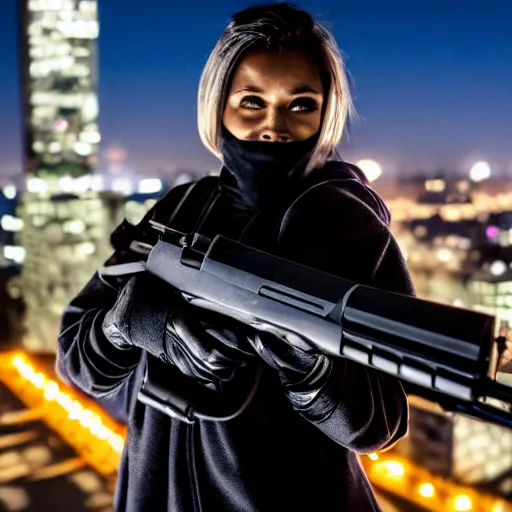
[0,0,511,179]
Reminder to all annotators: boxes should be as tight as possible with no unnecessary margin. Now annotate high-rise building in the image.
[15,0,110,353]
[17,190,124,352]
[20,0,100,180]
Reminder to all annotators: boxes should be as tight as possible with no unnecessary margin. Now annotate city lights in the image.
[418,482,435,498]
[48,141,62,153]
[381,460,405,477]
[79,130,101,144]
[72,175,93,193]
[356,159,382,182]
[0,215,25,232]
[361,452,509,512]
[437,248,453,262]
[469,161,491,182]
[490,261,507,277]
[486,225,500,238]
[90,175,103,191]
[6,1,512,510]
[54,118,69,132]
[74,140,93,157]
[2,184,17,199]
[1,353,126,478]
[1,350,509,512]
[425,179,446,192]
[112,177,134,196]
[58,175,74,193]
[3,246,27,264]
[75,241,96,257]
[59,174,92,193]
[138,178,163,194]
[454,494,473,511]
[27,177,48,194]
[63,218,86,235]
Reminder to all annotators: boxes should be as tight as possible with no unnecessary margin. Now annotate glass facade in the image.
[17,192,124,352]
[21,0,99,178]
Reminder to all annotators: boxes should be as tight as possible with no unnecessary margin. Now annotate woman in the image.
[57,4,414,511]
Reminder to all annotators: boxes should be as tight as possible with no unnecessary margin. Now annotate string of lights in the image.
[1,351,511,511]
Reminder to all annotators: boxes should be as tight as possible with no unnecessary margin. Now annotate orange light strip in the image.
[1,351,511,511]
[361,453,512,512]
[0,352,126,477]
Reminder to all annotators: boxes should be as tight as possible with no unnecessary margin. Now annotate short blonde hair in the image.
[197,3,355,174]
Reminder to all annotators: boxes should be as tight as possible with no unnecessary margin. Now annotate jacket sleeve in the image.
[278,178,414,454]
[55,184,191,424]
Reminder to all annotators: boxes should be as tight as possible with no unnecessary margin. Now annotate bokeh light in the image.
[356,159,382,182]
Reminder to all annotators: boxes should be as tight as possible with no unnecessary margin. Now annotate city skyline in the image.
[1,0,512,179]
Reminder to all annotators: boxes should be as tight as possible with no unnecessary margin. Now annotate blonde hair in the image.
[197,3,355,174]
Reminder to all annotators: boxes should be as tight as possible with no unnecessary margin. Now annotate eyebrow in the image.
[232,84,321,95]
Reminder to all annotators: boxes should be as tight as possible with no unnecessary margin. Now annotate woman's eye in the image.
[290,98,318,112]
[240,96,264,109]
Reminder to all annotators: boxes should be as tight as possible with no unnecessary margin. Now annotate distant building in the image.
[418,178,472,206]
[13,180,166,352]
[16,190,124,352]
[16,0,108,352]
[392,399,512,498]
[20,0,100,180]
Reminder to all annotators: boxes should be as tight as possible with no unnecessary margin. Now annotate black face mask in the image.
[219,126,319,211]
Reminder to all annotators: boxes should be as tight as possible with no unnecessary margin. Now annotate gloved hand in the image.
[102,274,256,391]
[163,307,256,391]
[249,328,334,413]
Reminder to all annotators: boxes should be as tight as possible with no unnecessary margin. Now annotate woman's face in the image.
[223,50,324,142]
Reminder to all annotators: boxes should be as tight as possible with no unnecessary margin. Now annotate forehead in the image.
[230,49,322,90]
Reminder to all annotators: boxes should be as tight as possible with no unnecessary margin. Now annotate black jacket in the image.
[56,161,414,512]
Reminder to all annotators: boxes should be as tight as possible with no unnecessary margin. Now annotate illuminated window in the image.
[63,219,86,235]
[82,94,99,122]
[1,215,24,232]
[496,296,506,307]
[70,63,91,77]
[79,131,100,144]
[425,179,446,192]
[73,47,90,58]
[497,282,512,294]
[74,141,92,156]
[48,141,62,153]
[4,246,26,264]
[32,141,45,153]
[483,296,497,307]
[2,184,17,200]
[75,242,96,258]
[498,232,510,247]
[79,1,98,13]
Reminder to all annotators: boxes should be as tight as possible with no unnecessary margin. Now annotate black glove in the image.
[163,307,256,391]
[102,274,255,391]
[249,328,335,414]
